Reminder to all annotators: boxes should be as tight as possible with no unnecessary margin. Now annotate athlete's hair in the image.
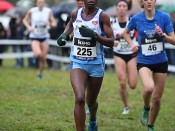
[139,0,156,8]
[116,0,132,10]
[35,0,45,4]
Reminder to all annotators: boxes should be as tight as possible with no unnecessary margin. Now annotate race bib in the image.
[141,38,163,56]
[34,25,47,34]
[73,38,97,60]
[117,39,131,52]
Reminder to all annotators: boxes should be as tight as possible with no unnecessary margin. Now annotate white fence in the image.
[0,39,175,72]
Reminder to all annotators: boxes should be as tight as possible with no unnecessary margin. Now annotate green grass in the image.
[0,60,175,131]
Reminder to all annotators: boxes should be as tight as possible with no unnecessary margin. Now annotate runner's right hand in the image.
[57,33,67,46]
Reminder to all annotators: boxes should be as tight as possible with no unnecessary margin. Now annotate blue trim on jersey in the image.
[128,10,174,64]
[99,11,105,36]
[72,9,79,23]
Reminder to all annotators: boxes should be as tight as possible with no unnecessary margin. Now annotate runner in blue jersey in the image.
[57,0,114,130]
[122,0,175,130]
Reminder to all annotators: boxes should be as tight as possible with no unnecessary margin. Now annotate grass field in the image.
[0,59,175,131]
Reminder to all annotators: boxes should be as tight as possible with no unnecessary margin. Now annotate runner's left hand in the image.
[155,24,163,37]
[79,25,95,38]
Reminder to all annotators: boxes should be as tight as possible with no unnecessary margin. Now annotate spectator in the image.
[15,17,26,67]
[0,22,7,66]
[9,17,21,67]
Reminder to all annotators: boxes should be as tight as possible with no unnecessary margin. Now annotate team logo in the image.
[92,21,98,25]
[116,33,121,39]
[78,39,91,46]
[144,30,156,38]
[145,38,157,44]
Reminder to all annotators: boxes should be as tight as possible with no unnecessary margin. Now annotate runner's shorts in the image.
[70,61,105,77]
[137,61,168,73]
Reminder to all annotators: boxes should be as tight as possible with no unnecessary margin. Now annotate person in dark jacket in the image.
[0,22,7,66]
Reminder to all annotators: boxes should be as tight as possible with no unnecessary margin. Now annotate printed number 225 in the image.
[77,47,92,56]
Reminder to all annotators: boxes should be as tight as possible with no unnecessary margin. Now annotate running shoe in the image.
[122,107,130,114]
[148,126,154,131]
[140,108,149,126]
[88,120,98,131]
[37,74,42,80]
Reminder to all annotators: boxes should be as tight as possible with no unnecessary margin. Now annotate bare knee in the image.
[119,80,126,89]
[34,53,41,59]
[129,83,136,90]
[130,86,136,90]
[40,56,45,62]
[144,85,154,94]
[128,79,137,90]
[40,54,47,61]
[75,95,85,106]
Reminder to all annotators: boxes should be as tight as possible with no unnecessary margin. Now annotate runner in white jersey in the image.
[112,17,137,55]
[70,7,104,64]
[57,0,114,130]
[112,0,138,115]
[23,0,56,80]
